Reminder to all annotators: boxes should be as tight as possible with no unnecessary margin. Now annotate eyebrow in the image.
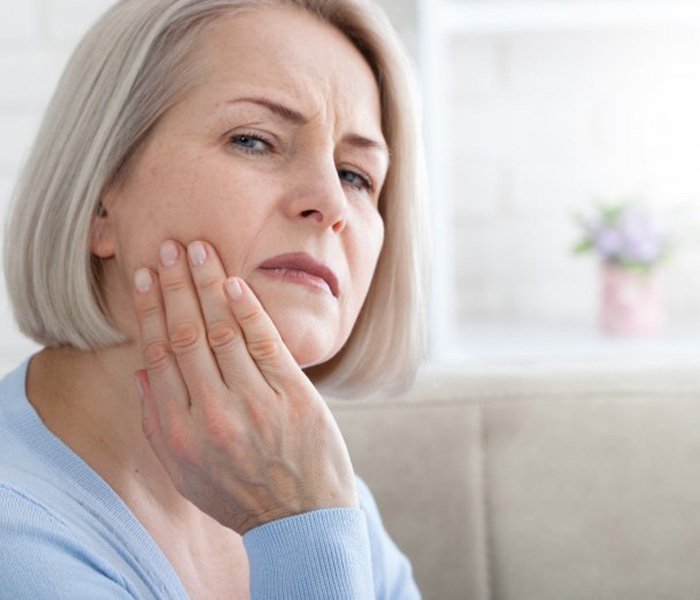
[229,96,390,158]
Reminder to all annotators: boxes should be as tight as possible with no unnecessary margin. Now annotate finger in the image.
[224,276,304,394]
[186,240,267,391]
[134,369,158,441]
[133,267,191,428]
[134,369,190,493]
[157,240,225,398]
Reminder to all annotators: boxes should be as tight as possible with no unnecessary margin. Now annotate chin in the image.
[263,303,343,368]
[276,317,341,368]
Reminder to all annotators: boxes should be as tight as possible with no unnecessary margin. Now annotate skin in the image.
[26,6,388,599]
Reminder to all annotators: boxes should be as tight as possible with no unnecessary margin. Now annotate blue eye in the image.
[230,133,271,155]
[339,169,373,192]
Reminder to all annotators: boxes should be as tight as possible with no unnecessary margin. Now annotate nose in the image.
[285,154,348,234]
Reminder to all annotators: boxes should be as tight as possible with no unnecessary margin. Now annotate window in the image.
[418,0,700,366]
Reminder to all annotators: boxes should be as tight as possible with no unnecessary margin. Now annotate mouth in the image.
[257,252,340,298]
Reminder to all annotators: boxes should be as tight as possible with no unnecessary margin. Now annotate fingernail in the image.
[134,374,144,399]
[134,268,153,293]
[226,277,243,300]
[188,241,207,267]
[160,241,179,267]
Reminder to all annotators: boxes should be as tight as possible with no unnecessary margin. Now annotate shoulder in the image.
[0,482,67,531]
[0,484,134,598]
[356,475,381,515]
[0,357,31,402]
[355,476,422,599]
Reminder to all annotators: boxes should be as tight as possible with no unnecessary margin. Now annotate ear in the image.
[89,190,118,259]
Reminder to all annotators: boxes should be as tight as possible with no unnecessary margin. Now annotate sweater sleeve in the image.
[243,477,421,600]
[0,485,137,600]
[243,507,375,599]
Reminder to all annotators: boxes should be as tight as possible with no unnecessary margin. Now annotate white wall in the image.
[447,26,700,339]
[0,1,115,374]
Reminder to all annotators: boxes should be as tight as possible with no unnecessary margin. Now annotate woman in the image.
[0,0,426,598]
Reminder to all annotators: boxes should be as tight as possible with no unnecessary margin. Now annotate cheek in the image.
[116,150,272,269]
[348,213,384,306]
[118,151,211,236]
[360,212,385,275]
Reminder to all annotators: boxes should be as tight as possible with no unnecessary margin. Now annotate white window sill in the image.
[431,322,700,373]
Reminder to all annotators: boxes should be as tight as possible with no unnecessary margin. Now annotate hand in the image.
[132,240,358,534]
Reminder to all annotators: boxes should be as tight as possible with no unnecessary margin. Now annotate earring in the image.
[95,202,107,217]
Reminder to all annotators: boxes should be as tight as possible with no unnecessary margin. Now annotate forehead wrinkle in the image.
[194,7,385,152]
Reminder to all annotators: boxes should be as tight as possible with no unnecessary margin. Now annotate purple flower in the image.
[620,209,652,239]
[622,237,661,264]
[616,209,661,264]
[575,202,676,270]
[595,227,624,258]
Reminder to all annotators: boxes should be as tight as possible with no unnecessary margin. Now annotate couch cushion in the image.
[330,399,489,600]
[485,390,700,600]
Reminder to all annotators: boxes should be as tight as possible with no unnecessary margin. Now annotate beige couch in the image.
[329,363,700,600]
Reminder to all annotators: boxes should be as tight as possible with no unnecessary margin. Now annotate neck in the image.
[27,344,191,516]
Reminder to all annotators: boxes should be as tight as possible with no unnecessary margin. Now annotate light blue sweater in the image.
[0,357,421,599]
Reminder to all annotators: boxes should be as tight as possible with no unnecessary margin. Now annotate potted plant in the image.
[574,202,675,336]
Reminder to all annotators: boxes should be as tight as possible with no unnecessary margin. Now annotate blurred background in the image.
[406,0,700,368]
[3,0,700,373]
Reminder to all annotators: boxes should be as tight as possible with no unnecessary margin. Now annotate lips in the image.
[257,252,340,297]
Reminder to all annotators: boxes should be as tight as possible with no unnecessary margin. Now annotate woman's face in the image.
[97,6,388,368]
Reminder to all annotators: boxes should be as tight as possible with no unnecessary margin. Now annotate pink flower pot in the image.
[600,264,665,336]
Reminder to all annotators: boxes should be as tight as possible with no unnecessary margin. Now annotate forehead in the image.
[189,6,383,127]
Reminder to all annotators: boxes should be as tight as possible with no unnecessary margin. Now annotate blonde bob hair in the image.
[3,0,428,398]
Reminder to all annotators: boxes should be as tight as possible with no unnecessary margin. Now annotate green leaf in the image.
[573,239,594,254]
